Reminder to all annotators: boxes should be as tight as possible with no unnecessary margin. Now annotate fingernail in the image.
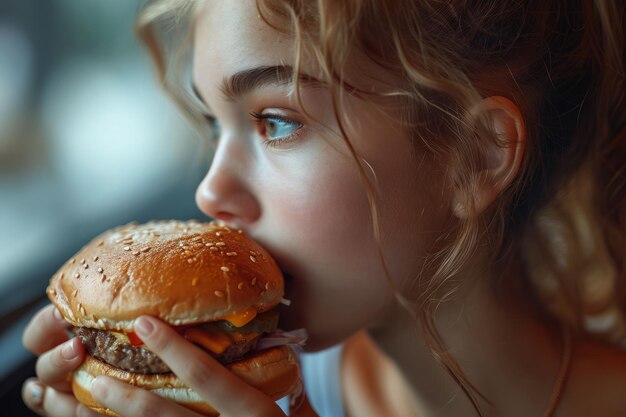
[61,338,78,360]
[28,380,44,406]
[134,317,154,337]
[91,376,108,401]
[53,308,64,321]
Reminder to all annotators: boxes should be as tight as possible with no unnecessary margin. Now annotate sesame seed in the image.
[220,266,229,272]
[192,236,202,242]
[80,259,85,264]
[141,247,151,253]
[97,241,104,246]
[75,272,80,279]
[72,289,78,297]
[97,267,104,273]
[123,246,130,251]
[187,258,195,264]
[84,264,89,269]
[238,282,244,290]
[132,251,140,256]
[60,272,64,279]
[192,277,198,286]
[238,229,243,234]
[70,258,76,264]
[184,250,192,256]
[216,232,221,237]
[250,256,257,263]
[216,242,226,247]
[93,256,99,262]
[265,282,270,290]
[209,247,218,251]
[226,252,237,256]
[179,242,185,247]
[205,242,215,247]
[251,277,257,286]
[79,304,86,316]
[214,290,224,297]
[101,275,106,283]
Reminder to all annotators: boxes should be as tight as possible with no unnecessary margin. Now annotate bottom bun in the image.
[72,345,301,417]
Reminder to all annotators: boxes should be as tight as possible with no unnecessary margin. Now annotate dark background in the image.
[0,1,209,413]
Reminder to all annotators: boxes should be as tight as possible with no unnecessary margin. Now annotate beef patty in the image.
[73,327,260,374]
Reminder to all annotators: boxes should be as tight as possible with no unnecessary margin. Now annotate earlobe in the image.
[453,96,526,219]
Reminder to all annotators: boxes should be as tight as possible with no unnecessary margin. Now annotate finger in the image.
[22,378,46,416]
[91,376,203,417]
[36,337,85,392]
[22,378,86,417]
[76,404,105,417]
[23,304,71,355]
[134,316,284,417]
[42,386,84,417]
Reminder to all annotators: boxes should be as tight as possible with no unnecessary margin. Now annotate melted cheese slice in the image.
[183,327,261,355]
[221,308,257,327]
[184,327,232,354]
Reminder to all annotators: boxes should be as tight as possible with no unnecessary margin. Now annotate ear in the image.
[453,96,526,219]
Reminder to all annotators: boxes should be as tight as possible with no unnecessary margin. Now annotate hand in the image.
[21,304,100,416]
[90,316,318,417]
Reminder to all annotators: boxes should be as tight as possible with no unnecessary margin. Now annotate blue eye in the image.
[264,117,299,139]
[251,112,302,146]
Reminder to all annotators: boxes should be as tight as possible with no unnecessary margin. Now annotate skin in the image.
[21,1,626,416]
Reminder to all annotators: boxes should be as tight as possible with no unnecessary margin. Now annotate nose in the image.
[195,139,261,229]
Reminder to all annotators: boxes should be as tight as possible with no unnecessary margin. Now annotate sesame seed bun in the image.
[47,220,284,331]
[47,220,300,415]
[72,346,300,417]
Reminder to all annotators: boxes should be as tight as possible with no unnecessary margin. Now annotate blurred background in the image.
[0,1,209,412]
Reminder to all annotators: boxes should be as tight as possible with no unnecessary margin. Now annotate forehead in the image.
[191,0,405,104]
[192,0,296,82]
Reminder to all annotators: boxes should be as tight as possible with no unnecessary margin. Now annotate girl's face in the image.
[193,0,451,350]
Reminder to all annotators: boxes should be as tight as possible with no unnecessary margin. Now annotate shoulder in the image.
[558,339,626,417]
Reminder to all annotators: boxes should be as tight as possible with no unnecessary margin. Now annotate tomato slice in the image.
[127,331,143,346]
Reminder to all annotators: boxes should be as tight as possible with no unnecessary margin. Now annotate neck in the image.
[367,261,565,417]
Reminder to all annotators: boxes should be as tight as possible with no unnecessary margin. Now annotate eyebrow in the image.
[192,65,322,105]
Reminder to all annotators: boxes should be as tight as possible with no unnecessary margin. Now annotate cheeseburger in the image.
[47,220,301,417]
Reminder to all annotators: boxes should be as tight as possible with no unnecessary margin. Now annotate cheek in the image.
[268,154,374,257]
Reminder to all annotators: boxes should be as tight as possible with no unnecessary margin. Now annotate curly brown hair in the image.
[135,1,626,414]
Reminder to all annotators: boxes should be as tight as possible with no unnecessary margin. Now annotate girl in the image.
[21,0,626,416]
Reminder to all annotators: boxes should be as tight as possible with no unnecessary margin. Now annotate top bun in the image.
[47,220,283,331]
